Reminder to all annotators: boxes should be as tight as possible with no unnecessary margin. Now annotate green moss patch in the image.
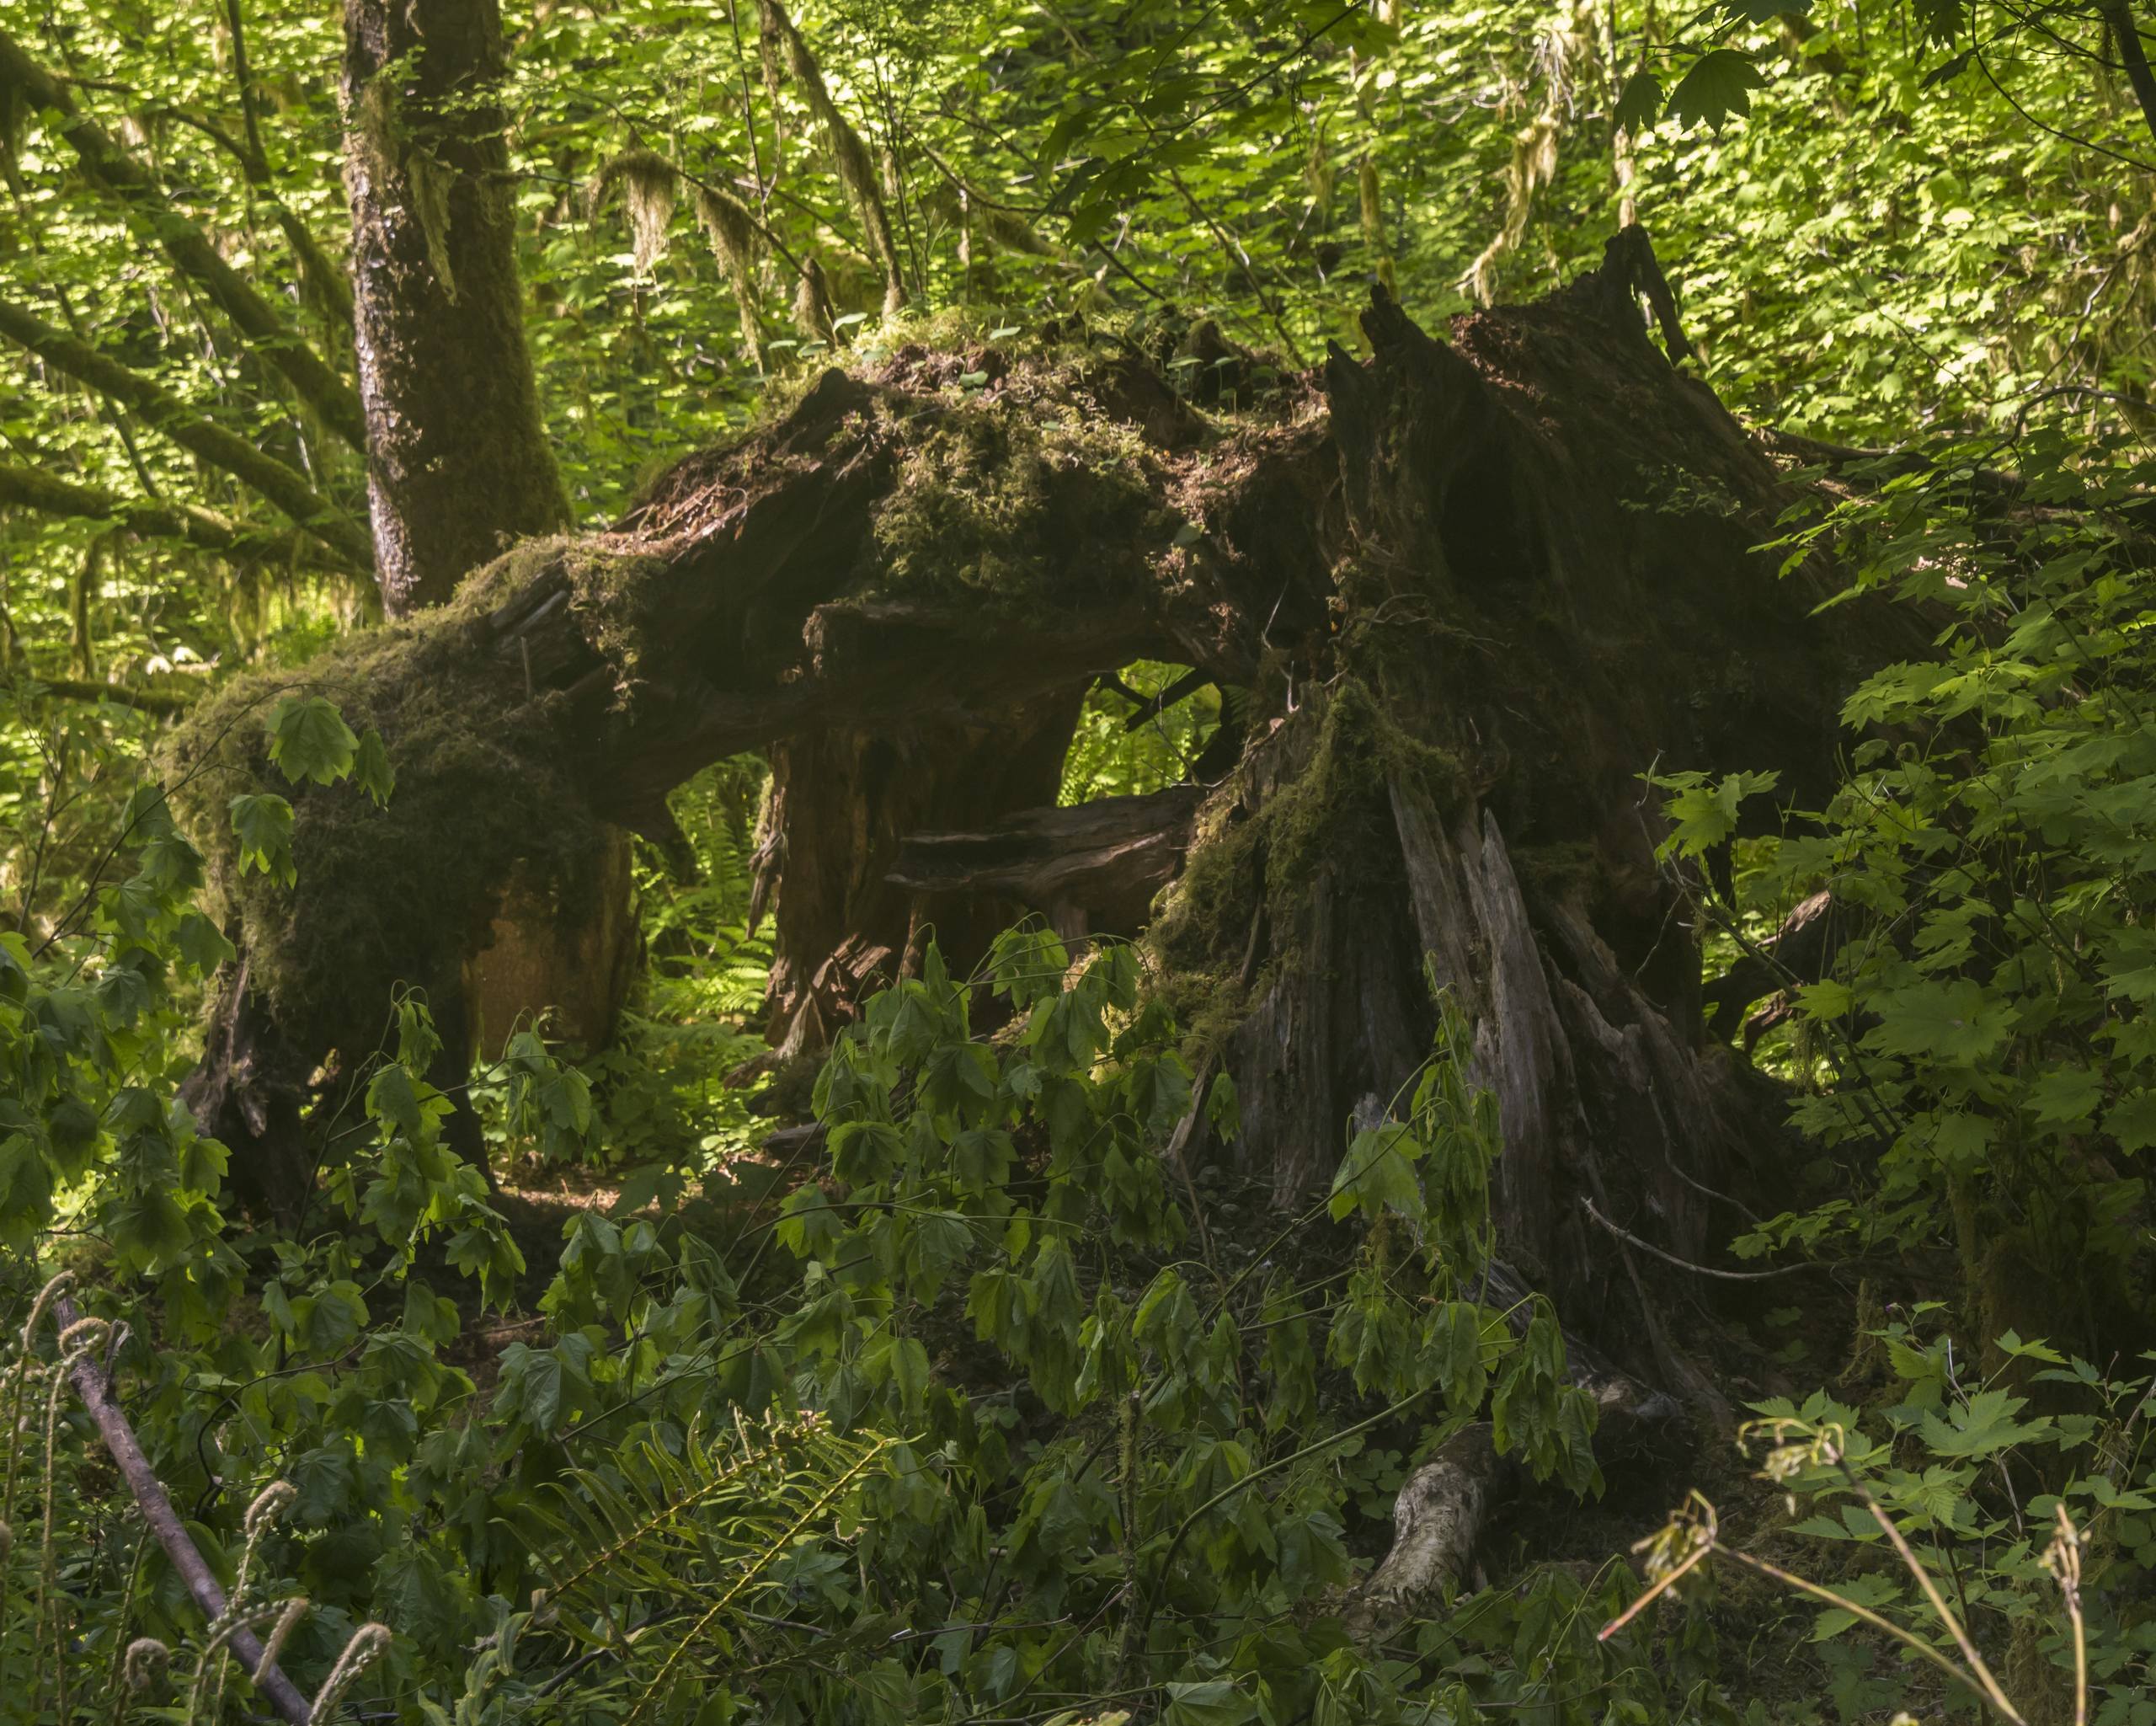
[165,558,609,1061]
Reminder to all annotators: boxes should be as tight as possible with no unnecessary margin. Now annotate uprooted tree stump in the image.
[168,234,1892,1546]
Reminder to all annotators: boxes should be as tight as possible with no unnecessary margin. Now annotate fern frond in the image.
[527,1412,885,1719]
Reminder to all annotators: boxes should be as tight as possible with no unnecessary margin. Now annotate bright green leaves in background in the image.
[1662,428,2156,1308]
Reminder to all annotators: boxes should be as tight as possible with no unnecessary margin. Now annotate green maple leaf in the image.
[268,695,359,786]
[1865,979,2013,1064]
[1328,1122,1424,1221]
[1613,67,1665,136]
[1666,49,1768,132]
[354,728,396,807]
[229,794,295,886]
[173,911,236,974]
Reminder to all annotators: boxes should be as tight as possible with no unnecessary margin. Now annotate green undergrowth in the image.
[0,727,1657,1723]
[483,755,776,1200]
[3,668,2147,1720]
[1059,659,1225,804]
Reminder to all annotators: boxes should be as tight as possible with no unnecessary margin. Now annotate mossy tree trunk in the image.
[342,0,570,616]
[191,0,635,1213]
[179,235,1882,1381]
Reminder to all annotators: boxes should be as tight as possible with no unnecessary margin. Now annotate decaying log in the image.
[887,786,1202,939]
[1343,1424,1497,1636]
[1342,1263,1681,1637]
[1702,889,1845,1049]
[175,230,1886,1427]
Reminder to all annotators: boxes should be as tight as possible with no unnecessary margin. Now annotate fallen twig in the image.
[50,1295,314,1725]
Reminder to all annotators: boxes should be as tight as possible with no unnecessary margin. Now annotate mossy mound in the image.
[165,569,609,1065]
[869,397,1161,604]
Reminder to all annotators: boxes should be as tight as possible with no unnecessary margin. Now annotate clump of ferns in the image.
[526,1411,887,1724]
[0,1270,99,1713]
[0,1274,180,1721]
[179,1478,307,1724]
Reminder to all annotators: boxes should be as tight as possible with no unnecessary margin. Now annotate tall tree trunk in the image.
[342,0,569,616]
[185,0,627,1217]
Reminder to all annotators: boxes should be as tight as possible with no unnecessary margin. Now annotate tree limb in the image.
[1,672,195,715]
[0,29,366,450]
[886,787,1201,925]
[1118,665,1210,731]
[2101,0,2156,152]
[148,104,358,331]
[0,295,375,570]
[0,460,361,575]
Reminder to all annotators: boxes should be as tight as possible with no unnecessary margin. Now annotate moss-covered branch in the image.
[0,460,361,576]
[0,295,375,571]
[759,0,909,316]
[0,28,367,452]
[0,672,195,716]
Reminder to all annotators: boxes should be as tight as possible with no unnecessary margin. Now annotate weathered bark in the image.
[342,0,569,616]
[1145,233,1901,1339]
[1342,1267,1684,1635]
[1703,888,1846,1048]
[466,828,643,1055]
[755,704,1082,1062]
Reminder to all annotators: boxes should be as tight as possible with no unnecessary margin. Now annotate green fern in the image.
[520,1413,887,1723]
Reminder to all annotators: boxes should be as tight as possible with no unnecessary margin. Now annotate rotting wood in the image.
[886,786,1202,934]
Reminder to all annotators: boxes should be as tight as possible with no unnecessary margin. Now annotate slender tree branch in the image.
[148,104,359,329]
[0,295,375,570]
[0,672,195,715]
[0,460,360,575]
[1579,1198,1829,1280]
[220,0,266,169]
[0,28,366,449]
[49,1296,315,1726]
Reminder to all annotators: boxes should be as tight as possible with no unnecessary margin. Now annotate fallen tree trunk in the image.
[887,785,1203,941]
[168,232,1890,1408]
[47,1291,316,1724]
